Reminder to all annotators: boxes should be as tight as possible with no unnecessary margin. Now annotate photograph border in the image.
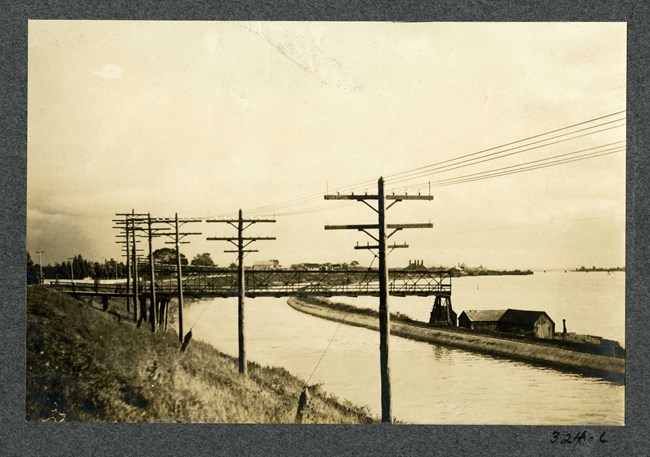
[2,1,648,456]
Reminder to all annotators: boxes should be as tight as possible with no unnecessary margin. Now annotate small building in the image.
[499,309,555,339]
[458,308,555,339]
[458,310,507,332]
[252,260,280,270]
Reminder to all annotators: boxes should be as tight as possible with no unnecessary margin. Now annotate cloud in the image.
[93,63,125,80]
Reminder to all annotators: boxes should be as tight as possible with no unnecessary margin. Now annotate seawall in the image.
[287,297,625,382]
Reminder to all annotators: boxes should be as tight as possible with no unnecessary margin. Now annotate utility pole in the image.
[324,176,433,423]
[114,211,147,321]
[125,218,131,313]
[207,209,275,376]
[132,210,139,322]
[35,248,45,285]
[160,213,201,342]
[147,214,157,332]
[67,257,75,283]
[116,213,171,332]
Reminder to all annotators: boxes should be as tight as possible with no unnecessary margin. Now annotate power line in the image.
[384,121,624,187]
[426,148,624,190]
[392,142,625,193]
[245,141,625,218]
[384,111,625,182]
[231,111,625,217]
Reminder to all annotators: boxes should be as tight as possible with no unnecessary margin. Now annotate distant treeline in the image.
[450,268,533,277]
[27,253,128,284]
[26,249,219,284]
[575,266,625,272]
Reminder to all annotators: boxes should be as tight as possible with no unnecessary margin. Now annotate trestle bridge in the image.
[51,265,452,299]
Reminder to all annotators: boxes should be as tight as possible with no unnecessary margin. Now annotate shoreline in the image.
[287,297,625,383]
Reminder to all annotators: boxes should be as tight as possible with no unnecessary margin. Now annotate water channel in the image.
[183,271,624,424]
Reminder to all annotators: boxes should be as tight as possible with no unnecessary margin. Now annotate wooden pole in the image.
[36,249,45,285]
[238,209,247,376]
[68,258,75,282]
[132,210,139,323]
[378,177,392,423]
[125,217,131,314]
[148,213,157,333]
[175,212,185,343]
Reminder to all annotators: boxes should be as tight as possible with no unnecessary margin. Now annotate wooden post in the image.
[445,297,452,325]
[378,177,392,423]
[238,209,247,376]
[175,213,185,343]
[132,210,139,323]
[36,249,45,285]
[125,217,131,315]
[148,213,157,333]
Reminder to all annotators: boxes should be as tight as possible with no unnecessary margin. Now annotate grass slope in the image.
[26,287,375,423]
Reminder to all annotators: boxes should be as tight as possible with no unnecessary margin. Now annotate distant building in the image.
[406,259,427,270]
[291,263,321,271]
[252,259,280,270]
[458,308,555,339]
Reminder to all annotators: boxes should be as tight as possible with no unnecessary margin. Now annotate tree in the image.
[153,248,188,265]
[191,253,215,267]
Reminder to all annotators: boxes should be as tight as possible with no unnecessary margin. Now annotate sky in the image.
[27,21,626,271]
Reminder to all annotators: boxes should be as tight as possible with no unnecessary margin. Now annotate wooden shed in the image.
[458,308,555,339]
[458,309,507,332]
[499,309,555,339]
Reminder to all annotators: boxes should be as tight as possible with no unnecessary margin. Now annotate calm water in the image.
[184,271,624,424]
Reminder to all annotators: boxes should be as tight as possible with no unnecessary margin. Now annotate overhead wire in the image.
[431,148,624,189]
[384,120,625,187]
[383,110,625,182]
[228,111,625,217]
[389,141,626,194]
[245,139,626,218]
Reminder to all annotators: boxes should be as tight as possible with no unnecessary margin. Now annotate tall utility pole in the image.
[114,211,147,321]
[324,176,433,423]
[67,257,75,283]
[147,213,157,332]
[118,213,171,332]
[207,209,275,376]
[125,218,131,313]
[160,213,201,343]
[35,248,45,285]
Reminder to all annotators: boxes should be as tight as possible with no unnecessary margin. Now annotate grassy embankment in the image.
[26,287,375,423]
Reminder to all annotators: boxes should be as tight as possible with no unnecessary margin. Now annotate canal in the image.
[184,271,624,424]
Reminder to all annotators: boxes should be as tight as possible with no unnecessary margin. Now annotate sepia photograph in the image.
[26,20,626,425]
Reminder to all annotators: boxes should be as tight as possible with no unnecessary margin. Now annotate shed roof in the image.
[500,309,554,326]
[461,309,507,322]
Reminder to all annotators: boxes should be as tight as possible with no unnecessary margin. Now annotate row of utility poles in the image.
[114,212,201,339]
[112,209,275,376]
[109,176,431,423]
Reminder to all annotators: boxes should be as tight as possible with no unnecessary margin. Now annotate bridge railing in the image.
[50,267,452,298]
